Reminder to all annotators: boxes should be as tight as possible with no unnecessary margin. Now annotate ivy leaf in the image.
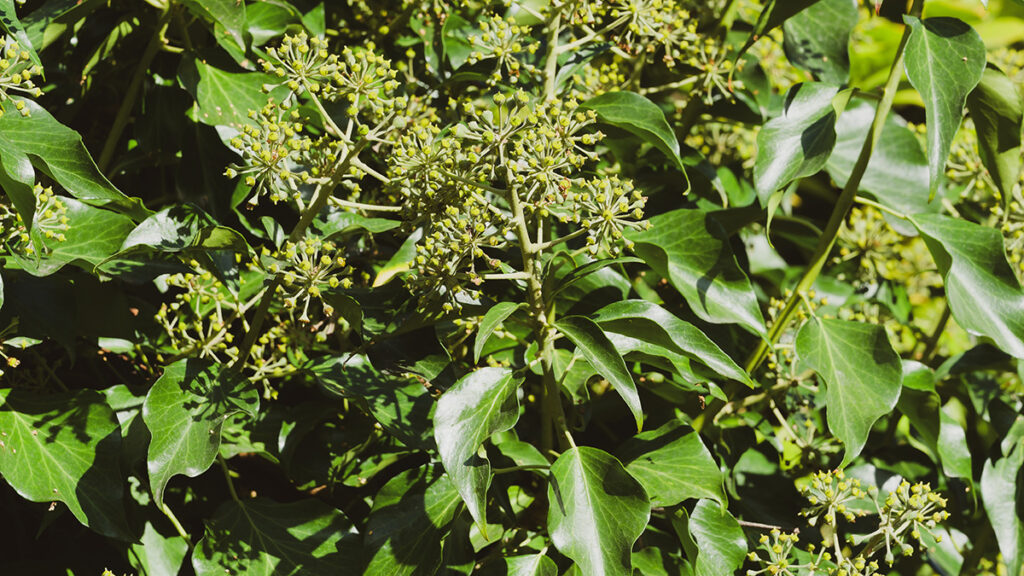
[313,211,400,238]
[118,204,248,254]
[192,498,358,575]
[474,303,523,363]
[581,91,684,172]
[0,388,130,540]
[754,82,843,200]
[179,57,288,129]
[618,420,725,507]
[795,317,903,466]
[480,554,558,576]
[912,214,1024,358]
[547,446,650,576]
[441,13,474,69]
[902,16,986,200]
[592,300,753,387]
[434,367,521,531]
[142,359,259,508]
[0,98,147,229]
[897,361,972,481]
[966,65,1023,208]
[739,0,824,57]
[556,315,642,432]
[981,443,1024,576]
[685,499,747,576]
[627,209,766,336]
[0,0,41,67]
[129,522,188,576]
[179,0,247,54]
[783,0,858,85]
[365,464,463,576]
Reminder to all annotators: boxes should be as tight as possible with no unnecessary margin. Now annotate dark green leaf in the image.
[556,315,642,431]
[912,214,1024,358]
[442,13,474,69]
[581,91,684,172]
[795,317,903,466]
[481,554,558,576]
[981,443,1024,576]
[547,446,650,576]
[180,58,288,129]
[966,64,1023,206]
[619,420,724,507]
[193,498,359,575]
[783,0,858,84]
[551,257,641,298]
[740,0,824,56]
[246,2,300,47]
[142,359,259,507]
[754,82,842,200]
[179,0,247,53]
[365,464,463,576]
[0,388,130,539]
[687,499,747,576]
[627,210,766,336]
[434,367,521,530]
[902,16,986,199]
[474,302,523,363]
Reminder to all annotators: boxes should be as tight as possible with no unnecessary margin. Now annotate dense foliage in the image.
[1,0,1023,574]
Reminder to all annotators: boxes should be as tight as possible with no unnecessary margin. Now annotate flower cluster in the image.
[801,469,870,527]
[264,237,353,322]
[466,16,539,84]
[867,480,950,565]
[155,267,243,362]
[227,100,315,205]
[0,35,42,117]
[606,0,702,67]
[0,184,69,255]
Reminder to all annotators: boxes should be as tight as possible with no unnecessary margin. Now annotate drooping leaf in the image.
[981,443,1024,576]
[966,64,1023,207]
[896,361,972,481]
[902,16,986,199]
[783,0,858,84]
[592,300,753,387]
[556,315,642,431]
[581,91,684,172]
[179,0,247,53]
[618,420,724,507]
[129,522,189,576]
[142,359,259,508]
[434,367,521,530]
[192,498,359,576]
[627,209,766,336]
[912,214,1024,358]
[795,317,903,466]
[685,499,747,576]
[547,446,650,576]
[365,464,463,576]
[754,82,843,200]
[0,388,130,539]
[474,302,523,363]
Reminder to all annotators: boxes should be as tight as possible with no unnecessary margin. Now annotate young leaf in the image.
[912,214,1024,358]
[783,0,858,85]
[0,388,130,539]
[627,209,766,336]
[581,91,684,172]
[434,367,521,531]
[754,82,843,200]
[474,302,523,363]
[592,299,753,387]
[130,522,188,576]
[686,499,747,576]
[795,317,902,467]
[618,420,725,507]
[192,498,360,576]
[981,443,1024,576]
[547,446,650,576]
[965,65,1023,207]
[556,315,642,431]
[364,464,463,576]
[902,16,986,199]
[142,359,259,508]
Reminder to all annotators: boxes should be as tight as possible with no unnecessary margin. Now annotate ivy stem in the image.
[159,501,193,548]
[217,454,241,503]
[98,5,176,172]
[542,8,562,100]
[743,0,923,375]
[492,464,550,474]
[854,195,909,220]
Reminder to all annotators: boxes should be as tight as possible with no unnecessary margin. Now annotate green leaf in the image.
[592,300,753,387]
[179,0,247,53]
[619,420,724,507]
[192,498,358,575]
[130,522,188,576]
[480,554,558,576]
[119,204,248,253]
[142,359,259,508]
[912,214,1024,358]
[783,0,858,84]
[795,317,903,466]
[365,464,463,576]
[180,57,288,129]
[556,315,643,431]
[0,0,41,67]
[434,367,521,530]
[981,443,1024,576]
[547,446,650,576]
[374,228,420,286]
[627,209,766,336]
[686,499,747,576]
[474,302,523,363]
[0,98,147,227]
[581,91,684,172]
[314,211,400,238]
[966,64,1023,206]
[902,16,986,200]
[0,388,130,539]
[441,13,474,69]
[550,257,642,298]
[754,82,842,200]
[740,0,824,56]
[246,2,301,47]
[896,361,972,481]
